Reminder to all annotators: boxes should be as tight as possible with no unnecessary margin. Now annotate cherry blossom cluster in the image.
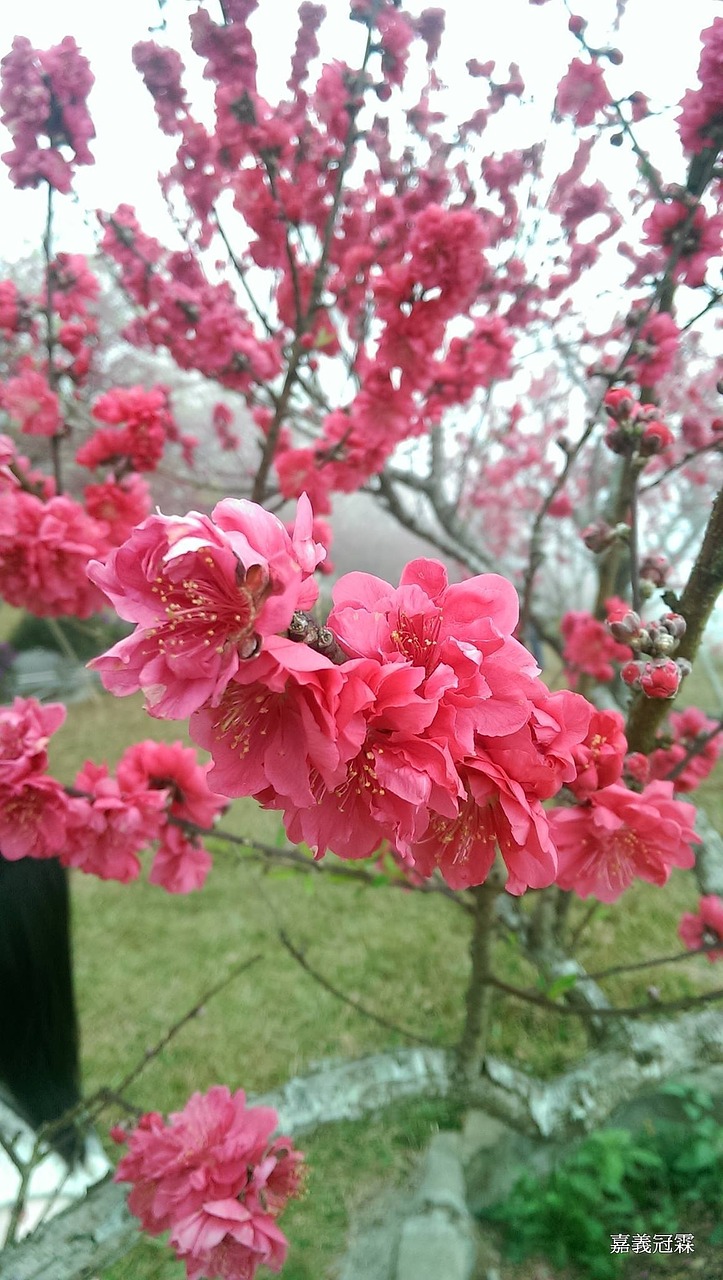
[0,432,137,617]
[0,36,95,192]
[76,385,189,474]
[0,695,225,891]
[677,17,723,157]
[603,388,674,457]
[87,495,700,902]
[610,608,690,701]
[114,1088,304,1280]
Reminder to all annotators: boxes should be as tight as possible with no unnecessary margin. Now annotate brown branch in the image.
[626,482,723,753]
[109,953,261,1100]
[487,974,723,1018]
[454,878,499,1082]
[586,943,722,981]
[278,929,439,1047]
[251,39,372,506]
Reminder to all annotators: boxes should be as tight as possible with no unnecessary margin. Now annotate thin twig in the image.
[278,929,440,1047]
[487,974,723,1018]
[584,944,723,981]
[111,953,262,1099]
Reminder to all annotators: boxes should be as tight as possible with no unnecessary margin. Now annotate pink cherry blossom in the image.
[0,774,70,861]
[649,706,723,792]
[115,1087,303,1280]
[117,739,226,828]
[64,761,166,883]
[0,696,65,786]
[555,58,611,128]
[88,496,325,719]
[551,781,698,903]
[679,895,723,961]
[567,708,627,798]
[2,365,60,437]
[148,825,213,894]
[190,635,369,809]
[407,752,558,894]
[561,610,631,685]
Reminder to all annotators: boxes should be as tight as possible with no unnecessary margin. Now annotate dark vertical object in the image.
[0,857,83,1164]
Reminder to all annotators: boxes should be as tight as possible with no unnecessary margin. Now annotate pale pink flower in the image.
[551,781,698,902]
[0,775,70,860]
[88,496,325,719]
[0,696,65,786]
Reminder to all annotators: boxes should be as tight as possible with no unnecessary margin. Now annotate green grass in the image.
[19,671,723,1278]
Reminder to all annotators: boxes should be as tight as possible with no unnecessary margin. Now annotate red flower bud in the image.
[604,387,636,421]
[582,520,615,552]
[621,660,643,688]
[640,421,674,455]
[639,659,681,699]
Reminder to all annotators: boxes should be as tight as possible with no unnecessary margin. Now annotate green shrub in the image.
[7,611,130,661]
[484,1086,723,1279]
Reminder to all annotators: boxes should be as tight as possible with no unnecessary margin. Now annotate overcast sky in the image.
[0,0,719,260]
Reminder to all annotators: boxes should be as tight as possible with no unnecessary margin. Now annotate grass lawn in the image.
[35,675,722,1280]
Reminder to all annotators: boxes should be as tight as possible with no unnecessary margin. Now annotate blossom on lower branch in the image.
[549,781,699,903]
[114,1087,304,1280]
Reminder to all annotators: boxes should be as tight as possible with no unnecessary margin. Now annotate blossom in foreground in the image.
[550,781,699,903]
[679,895,723,961]
[114,1087,304,1280]
[88,494,325,718]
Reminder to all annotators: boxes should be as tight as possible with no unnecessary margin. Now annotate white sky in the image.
[0,0,719,259]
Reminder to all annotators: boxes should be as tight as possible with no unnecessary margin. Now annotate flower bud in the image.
[605,426,631,455]
[639,552,669,586]
[582,520,615,552]
[639,658,681,699]
[604,387,636,422]
[621,660,643,688]
[639,420,674,455]
[662,612,686,639]
[608,609,641,641]
[654,632,678,656]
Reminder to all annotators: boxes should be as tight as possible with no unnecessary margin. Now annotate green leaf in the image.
[545,973,579,1000]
